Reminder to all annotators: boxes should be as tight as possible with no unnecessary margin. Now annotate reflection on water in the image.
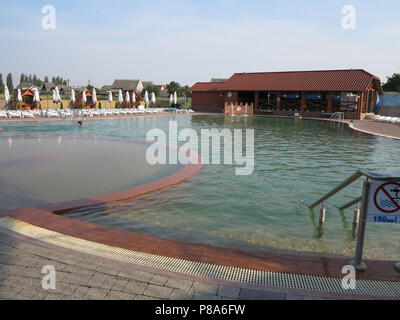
[1,116,400,260]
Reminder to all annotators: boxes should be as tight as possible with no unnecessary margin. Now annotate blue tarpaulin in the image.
[325,93,341,100]
[283,93,299,99]
[306,93,322,100]
[380,94,400,107]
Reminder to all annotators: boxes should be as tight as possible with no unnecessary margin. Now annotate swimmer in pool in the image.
[77,121,83,127]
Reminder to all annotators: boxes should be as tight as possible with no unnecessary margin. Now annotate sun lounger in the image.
[7,110,22,118]
[21,111,35,118]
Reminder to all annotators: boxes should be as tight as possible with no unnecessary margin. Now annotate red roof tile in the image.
[190,81,225,92]
[210,69,382,93]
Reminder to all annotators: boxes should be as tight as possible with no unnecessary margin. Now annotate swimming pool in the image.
[1,115,399,260]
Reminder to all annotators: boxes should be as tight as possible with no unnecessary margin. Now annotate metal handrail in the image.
[338,196,362,211]
[309,169,400,209]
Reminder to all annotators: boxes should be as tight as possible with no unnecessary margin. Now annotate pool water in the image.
[0,136,184,210]
[1,116,399,260]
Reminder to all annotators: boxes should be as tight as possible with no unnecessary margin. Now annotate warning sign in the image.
[367,181,400,223]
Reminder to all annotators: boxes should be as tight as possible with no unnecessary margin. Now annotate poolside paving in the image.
[0,228,358,300]
[350,120,400,140]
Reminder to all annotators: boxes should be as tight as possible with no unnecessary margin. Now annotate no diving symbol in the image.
[373,182,400,214]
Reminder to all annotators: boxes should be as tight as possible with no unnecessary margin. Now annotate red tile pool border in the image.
[1,206,399,284]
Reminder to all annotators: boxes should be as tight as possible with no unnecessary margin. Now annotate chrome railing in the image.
[309,169,400,210]
[331,111,345,121]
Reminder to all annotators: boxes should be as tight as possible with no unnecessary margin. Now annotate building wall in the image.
[379,106,400,117]
[224,91,238,105]
[136,81,144,93]
[193,88,375,119]
[191,92,224,113]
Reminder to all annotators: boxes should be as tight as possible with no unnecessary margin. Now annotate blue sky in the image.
[1,0,399,87]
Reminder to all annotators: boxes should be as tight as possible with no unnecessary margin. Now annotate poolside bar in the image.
[191,69,383,120]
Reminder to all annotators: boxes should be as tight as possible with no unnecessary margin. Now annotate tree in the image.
[34,75,43,87]
[382,73,400,92]
[166,81,183,96]
[141,84,160,97]
[0,73,4,94]
[6,73,13,92]
[44,76,49,83]
[182,85,191,97]
[20,73,25,84]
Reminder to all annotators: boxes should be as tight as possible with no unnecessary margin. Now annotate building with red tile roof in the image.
[190,69,382,119]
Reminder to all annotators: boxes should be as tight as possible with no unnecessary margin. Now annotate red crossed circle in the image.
[373,182,400,214]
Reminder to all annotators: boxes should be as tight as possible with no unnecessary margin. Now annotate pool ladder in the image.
[308,169,400,272]
[330,112,345,121]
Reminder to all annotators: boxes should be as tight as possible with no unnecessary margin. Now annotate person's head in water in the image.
[77,121,83,127]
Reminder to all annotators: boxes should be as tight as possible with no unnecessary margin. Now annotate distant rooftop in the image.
[111,79,141,91]
[210,78,228,83]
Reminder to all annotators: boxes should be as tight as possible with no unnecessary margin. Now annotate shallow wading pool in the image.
[1,115,399,260]
[0,136,185,210]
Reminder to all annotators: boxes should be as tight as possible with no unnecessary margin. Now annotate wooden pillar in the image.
[254,91,259,111]
[371,90,377,113]
[365,90,370,114]
[300,92,306,112]
[357,92,364,120]
[327,92,333,113]
[276,92,281,110]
